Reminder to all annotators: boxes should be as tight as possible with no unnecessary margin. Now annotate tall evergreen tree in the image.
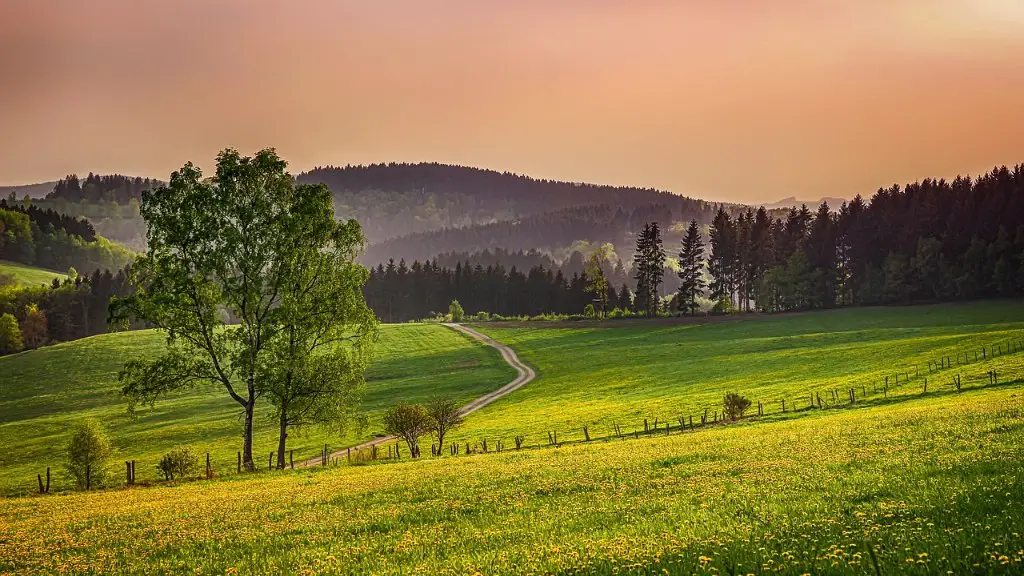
[676,219,705,315]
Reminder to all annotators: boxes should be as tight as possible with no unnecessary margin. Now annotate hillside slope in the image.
[0,324,514,495]
[0,260,65,288]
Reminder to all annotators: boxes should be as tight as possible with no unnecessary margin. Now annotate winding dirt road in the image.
[302,323,535,466]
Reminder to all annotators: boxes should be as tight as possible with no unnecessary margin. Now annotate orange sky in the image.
[2,0,1022,203]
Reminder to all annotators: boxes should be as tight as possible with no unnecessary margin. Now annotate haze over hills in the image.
[0,182,57,200]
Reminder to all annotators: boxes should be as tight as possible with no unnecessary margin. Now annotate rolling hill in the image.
[0,260,66,288]
[0,323,514,496]
[1,302,1022,574]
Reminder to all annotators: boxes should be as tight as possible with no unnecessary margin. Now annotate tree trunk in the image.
[276,409,288,470]
[242,398,255,470]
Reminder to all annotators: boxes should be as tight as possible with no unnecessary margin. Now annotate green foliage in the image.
[710,297,733,315]
[66,419,111,489]
[156,447,199,481]
[449,299,465,322]
[584,253,609,315]
[116,148,376,469]
[0,313,24,354]
[583,303,596,318]
[383,403,431,455]
[425,397,464,451]
[722,392,752,421]
[676,219,705,315]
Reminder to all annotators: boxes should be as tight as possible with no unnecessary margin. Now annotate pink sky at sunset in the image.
[1,0,1022,203]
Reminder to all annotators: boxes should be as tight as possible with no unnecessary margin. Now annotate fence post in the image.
[46,467,51,493]
[38,473,44,494]
[237,451,241,473]
[86,464,91,491]
[290,450,294,469]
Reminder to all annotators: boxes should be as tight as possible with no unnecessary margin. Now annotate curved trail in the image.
[301,323,535,466]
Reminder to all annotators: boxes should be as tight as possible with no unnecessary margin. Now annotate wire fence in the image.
[30,336,1024,493]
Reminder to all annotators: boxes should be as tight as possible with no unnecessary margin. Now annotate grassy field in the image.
[0,324,515,495]
[0,386,1021,574]
[447,301,1024,446]
[0,260,65,288]
[1,302,1023,574]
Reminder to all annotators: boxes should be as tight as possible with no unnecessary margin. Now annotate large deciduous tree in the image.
[114,148,375,471]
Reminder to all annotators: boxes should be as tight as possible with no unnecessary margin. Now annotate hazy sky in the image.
[2,1,1023,203]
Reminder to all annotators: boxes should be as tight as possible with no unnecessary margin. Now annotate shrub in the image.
[384,403,431,457]
[157,447,199,480]
[66,419,112,489]
[474,311,490,321]
[583,304,596,318]
[723,392,752,421]
[0,313,24,355]
[711,297,734,315]
[449,300,465,322]
[608,307,624,319]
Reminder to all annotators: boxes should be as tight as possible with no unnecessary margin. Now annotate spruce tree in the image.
[677,219,705,315]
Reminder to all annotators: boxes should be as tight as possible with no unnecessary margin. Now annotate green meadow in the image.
[0,324,514,495]
[1,301,1023,574]
[449,301,1024,446]
[0,260,65,288]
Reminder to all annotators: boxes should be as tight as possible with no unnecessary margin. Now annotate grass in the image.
[0,387,1021,574]
[1,301,1023,574]
[448,301,1024,446]
[0,260,65,288]
[0,324,515,495]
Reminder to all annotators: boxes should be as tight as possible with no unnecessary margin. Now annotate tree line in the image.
[674,165,1024,312]
[47,174,161,204]
[0,269,134,355]
[364,164,1024,320]
[0,201,134,276]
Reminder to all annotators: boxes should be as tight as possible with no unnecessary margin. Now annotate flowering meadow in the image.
[1,386,1022,574]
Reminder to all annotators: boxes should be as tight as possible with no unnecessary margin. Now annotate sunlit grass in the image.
[0,260,65,288]
[0,324,514,495]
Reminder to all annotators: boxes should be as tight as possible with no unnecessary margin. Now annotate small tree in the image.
[449,300,465,322]
[425,397,464,454]
[383,403,431,457]
[20,304,48,349]
[66,419,111,489]
[157,447,199,480]
[0,313,24,355]
[723,392,752,421]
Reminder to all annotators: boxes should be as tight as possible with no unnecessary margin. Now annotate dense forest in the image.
[0,200,134,274]
[47,174,161,204]
[361,202,694,264]
[0,269,134,355]
[363,165,1024,320]
[695,165,1024,312]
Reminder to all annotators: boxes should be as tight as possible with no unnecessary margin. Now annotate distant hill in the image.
[762,195,848,210]
[297,163,713,244]
[11,163,722,261]
[0,182,57,200]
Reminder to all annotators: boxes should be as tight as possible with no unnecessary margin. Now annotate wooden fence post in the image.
[86,464,91,490]
[237,451,241,473]
[290,450,294,469]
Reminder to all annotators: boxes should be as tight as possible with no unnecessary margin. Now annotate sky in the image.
[1,1,1023,203]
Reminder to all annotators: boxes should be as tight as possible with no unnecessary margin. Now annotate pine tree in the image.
[677,219,705,315]
[708,207,736,308]
[633,224,652,315]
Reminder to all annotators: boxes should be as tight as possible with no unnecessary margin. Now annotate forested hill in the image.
[297,163,712,243]
[361,202,692,264]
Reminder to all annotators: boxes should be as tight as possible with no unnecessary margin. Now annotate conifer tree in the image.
[677,219,705,315]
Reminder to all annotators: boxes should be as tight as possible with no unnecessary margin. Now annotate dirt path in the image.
[300,323,535,467]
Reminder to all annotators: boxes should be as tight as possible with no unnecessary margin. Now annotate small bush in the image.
[449,300,465,322]
[157,447,199,481]
[711,297,734,315]
[723,392,752,421]
[583,304,596,318]
[66,419,112,489]
[474,311,490,321]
